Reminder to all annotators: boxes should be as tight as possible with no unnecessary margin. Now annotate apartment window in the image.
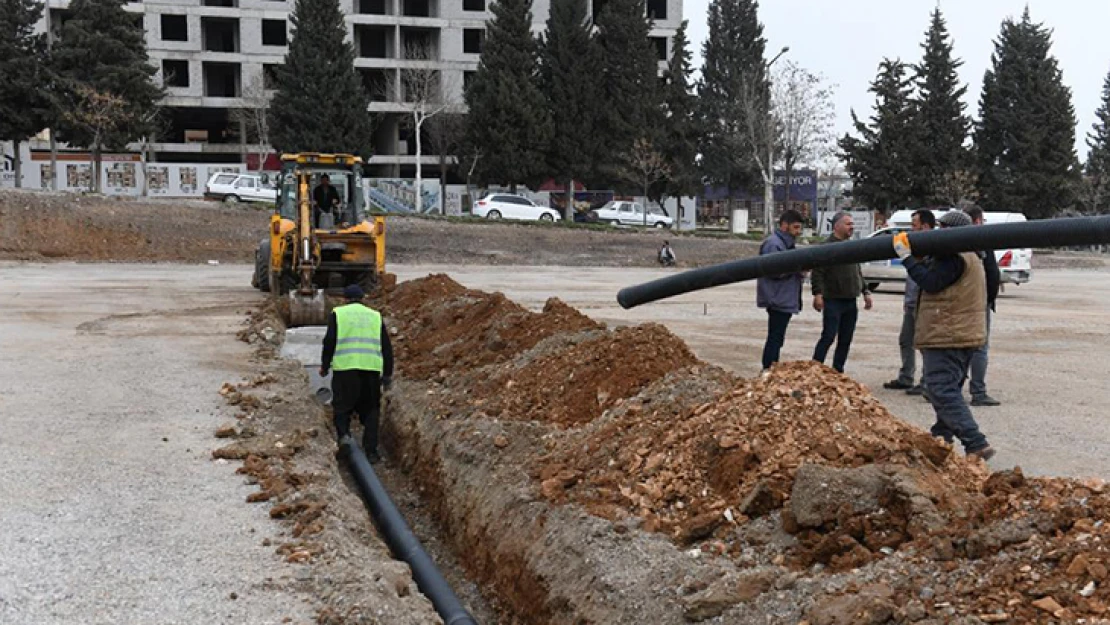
[646,0,666,19]
[356,25,391,58]
[263,64,281,90]
[651,36,666,61]
[402,0,431,17]
[463,29,483,54]
[203,61,241,97]
[463,70,476,91]
[401,27,435,58]
[358,0,388,14]
[202,17,240,52]
[360,68,390,101]
[203,0,237,6]
[462,0,484,10]
[160,14,188,42]
[163,60,189,87]
[261,19,287,46]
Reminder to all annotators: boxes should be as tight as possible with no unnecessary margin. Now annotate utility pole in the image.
[761,46,788,233]
[46,12,58,191]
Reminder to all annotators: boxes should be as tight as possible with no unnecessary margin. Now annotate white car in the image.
[591,200,674,228]
[472,193,561,222]
[862,209,1033,290]
[204,172,278,204]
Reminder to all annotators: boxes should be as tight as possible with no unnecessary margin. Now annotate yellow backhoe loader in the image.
[251,153,386,326]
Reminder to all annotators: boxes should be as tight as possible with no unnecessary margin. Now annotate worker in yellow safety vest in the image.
[320,284,393,463]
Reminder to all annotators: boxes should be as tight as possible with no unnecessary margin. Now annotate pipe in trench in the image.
[340,439,479,625]
[617,215,1110,309]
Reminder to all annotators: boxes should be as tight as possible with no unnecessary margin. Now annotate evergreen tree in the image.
[269,0,373,156]
[595,0,661,185]
[1084,69,1110,213]
[52,0,163,192]
[659,21,699,208]
[464,0,550,188]
[697,0,766,199]
[540,0,601,218]
[911,7,971,205]
[0,0,52,188]
[974,8,1080,218]
[839,59,917,213]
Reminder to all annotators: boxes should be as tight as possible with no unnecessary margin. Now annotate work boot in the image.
[335,435,355,461]
[883,379,913,390]
[906,385,925,396]
[967,445,996,462]
[971,395,1001,407]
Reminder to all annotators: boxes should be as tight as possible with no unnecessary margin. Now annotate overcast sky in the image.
[682,0,1110,162]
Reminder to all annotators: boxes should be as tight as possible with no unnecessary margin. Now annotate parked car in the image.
[204,172,277,204]
[472,193,561,222]
[862,209,1033,291]
[590,201,674,228]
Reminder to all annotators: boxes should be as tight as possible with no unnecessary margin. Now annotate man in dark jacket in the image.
[965,207,1002,406]
[884,209,934,393]
[810,212,873,373]
[312,174,342,228]
[757,209,805,370]
[893,209,994,460]
[320,284,394,463]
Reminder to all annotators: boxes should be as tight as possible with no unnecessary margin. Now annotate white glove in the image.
[893,232,912,260]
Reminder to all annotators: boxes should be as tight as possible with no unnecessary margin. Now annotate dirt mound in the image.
[475,323,699,426]
[539,361,985,543]
[383,274,602,380]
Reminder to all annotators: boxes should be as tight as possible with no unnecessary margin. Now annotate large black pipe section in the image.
[618,215,1110,309]
[340,439,479,625]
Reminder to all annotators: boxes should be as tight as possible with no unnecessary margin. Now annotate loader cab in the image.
[275,154,368,227]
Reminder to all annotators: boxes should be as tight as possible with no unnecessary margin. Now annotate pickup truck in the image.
[590,201,674,228]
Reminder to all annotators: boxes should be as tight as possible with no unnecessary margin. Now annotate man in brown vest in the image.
[892,210,995,461]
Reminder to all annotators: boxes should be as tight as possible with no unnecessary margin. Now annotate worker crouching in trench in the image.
[893,210,995,461]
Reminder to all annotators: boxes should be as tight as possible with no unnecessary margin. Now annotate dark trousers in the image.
[331,369,382,453]
[897,309,919,385]
[762,309,793,370]
[969,310,992,398]
[922,349,988,453]
[812,298,858,373]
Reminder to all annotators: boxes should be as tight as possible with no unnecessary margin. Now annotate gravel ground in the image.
[0,262,314,625]
[392,263,1110,480]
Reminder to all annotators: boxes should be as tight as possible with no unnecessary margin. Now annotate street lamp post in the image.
[761,46,789,233]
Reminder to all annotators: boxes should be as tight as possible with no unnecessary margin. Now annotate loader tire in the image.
[255,240,271,292]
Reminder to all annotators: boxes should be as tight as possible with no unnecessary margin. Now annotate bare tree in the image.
[232,75,273,173]
[621,137,672,227]
[400,42,461,213]
[772,60,835,206]
[424,113,466,214]
[738,71,779,232]
[63,86,128,192]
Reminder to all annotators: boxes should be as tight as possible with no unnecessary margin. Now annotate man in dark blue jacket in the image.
[757,209,805,370]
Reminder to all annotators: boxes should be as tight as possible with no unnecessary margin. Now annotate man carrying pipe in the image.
[757,209,806,370]
[810,212,873,373]
[320,284,394,464]
[893,210,995,461]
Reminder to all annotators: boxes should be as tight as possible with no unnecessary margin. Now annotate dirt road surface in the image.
[0,262,313,625]
[392,264,1110,480]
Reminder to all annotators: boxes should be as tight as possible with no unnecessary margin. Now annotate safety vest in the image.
[332,303,384,372]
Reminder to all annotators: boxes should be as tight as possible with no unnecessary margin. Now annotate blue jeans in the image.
[762,309,793,369]
[812,298,858,373]
[970,310,991,398]
[922,348,989,453]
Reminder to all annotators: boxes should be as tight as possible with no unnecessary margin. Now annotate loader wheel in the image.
[255,240,271,292]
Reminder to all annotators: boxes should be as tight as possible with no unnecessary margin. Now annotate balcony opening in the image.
[202,17,240,52]
[163,59,190,87]
[360,68,391,101]
[263,64,281,90]
[463,28,483,54]
[203,0,237,7]
[463,70,476,92]
[646,0,666,20]
[462,0,484,10]
[261,19,287,46]
[401,0,434,17]
[160,14,188,41]
[164,106,236,145]
[651,36,667,61]
[401,27,437,58]
[203,61,241,97]
[355,24,392,58]
[357,0,388,14]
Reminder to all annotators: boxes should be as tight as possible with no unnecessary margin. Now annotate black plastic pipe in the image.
[618,215,1110,309]
[340,439,479,625]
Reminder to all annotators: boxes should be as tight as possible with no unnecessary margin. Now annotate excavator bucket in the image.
[288,290,328,327]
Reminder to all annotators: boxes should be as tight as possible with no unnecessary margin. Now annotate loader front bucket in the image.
[288,289,328,327]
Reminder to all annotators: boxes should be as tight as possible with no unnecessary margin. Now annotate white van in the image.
[862,209,1032,290]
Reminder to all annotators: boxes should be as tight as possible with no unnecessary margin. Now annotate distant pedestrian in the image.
[757,209,806,370]
[658,240,676,267]
[320,284,394,464]
[811,212,873,373]
[884,209,935,393]
[965,207,1002,406]
[893,209,995,460]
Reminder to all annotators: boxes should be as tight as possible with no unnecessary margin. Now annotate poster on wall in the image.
[365,179,441,214]
[179,167,198,195]
[103,163,139,196]
[147,166,170,196]
[65,164,92,190]
[39,163,53,190]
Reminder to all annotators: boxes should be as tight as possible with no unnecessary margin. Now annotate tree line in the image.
[841,7,1110,219]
